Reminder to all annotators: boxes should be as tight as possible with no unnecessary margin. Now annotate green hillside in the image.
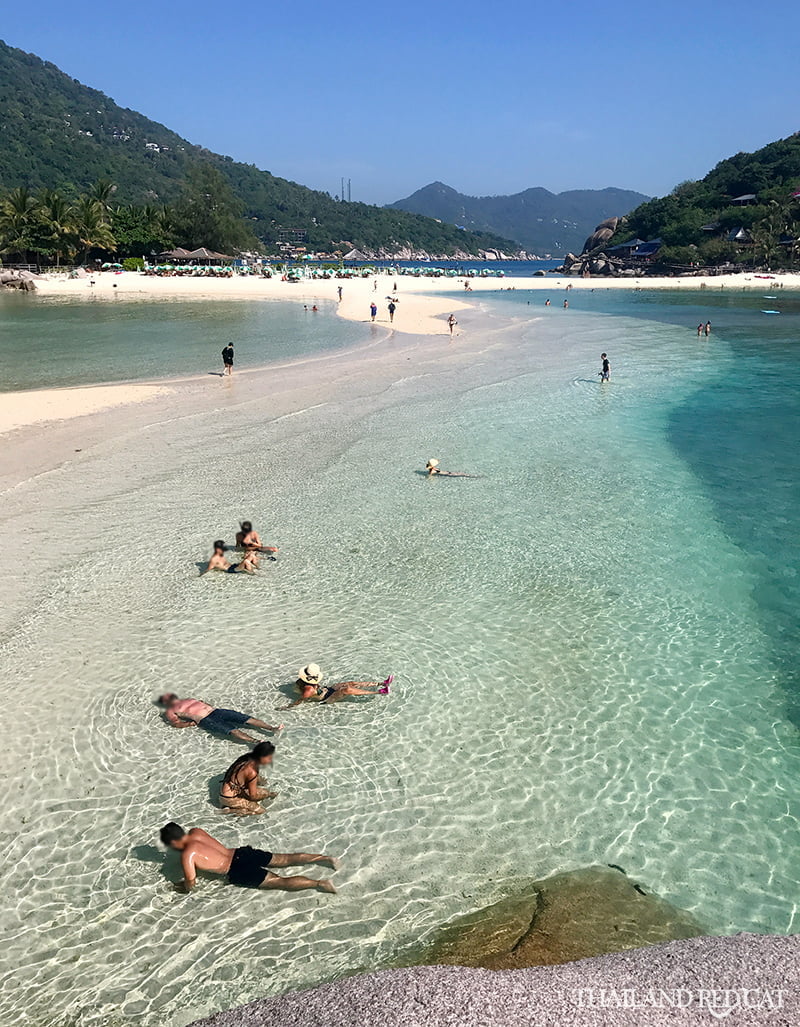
[388,182,650,256]
[611,133,800,267]
[0,40,518,256]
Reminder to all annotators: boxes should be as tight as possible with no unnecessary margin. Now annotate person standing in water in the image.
[219,741,277,815]
[697,323,704,337]
[447,314,458,336]
[705,321,712,336]
[221,343,234,376]
[159,823,338,893]
[599,353,611,382]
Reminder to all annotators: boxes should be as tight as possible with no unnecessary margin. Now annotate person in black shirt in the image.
[222,344,234,375]
[599,352,611,383]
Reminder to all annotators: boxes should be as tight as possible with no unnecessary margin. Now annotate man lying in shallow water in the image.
[219,741,277,815]
[159,823,338,894]
[157,693,282,743]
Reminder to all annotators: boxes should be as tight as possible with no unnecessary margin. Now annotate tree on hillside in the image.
[172,165,257,254]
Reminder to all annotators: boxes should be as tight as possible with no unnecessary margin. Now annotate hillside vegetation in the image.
[612,133,800,268]
[0,40,517,256]
[388,182,650,256]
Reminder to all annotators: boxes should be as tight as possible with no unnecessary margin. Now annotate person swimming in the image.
[424,458,476,478]
[282,663,392,709]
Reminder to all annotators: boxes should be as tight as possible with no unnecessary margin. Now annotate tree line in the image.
[614,134,800,270]
[0,166,257,266]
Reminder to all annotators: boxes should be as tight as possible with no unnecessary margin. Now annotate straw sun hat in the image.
[426,458,439,468]
[298,663,324,685]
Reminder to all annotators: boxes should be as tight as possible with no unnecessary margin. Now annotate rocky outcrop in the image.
[556,216,628,276]
[581,216,621,255]
[406,865,705,970]
[0,269,38,291]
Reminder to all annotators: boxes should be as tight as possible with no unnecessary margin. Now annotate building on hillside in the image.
[727,227,753,244]
[730,194,757,206]
[278,228,308,244]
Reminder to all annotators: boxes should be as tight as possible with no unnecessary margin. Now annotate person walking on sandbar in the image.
[159,823,339,893]
[370,301,378,322]
[219,741,277,815]
[388,300,396,323]
[157,694,282,743]
[221,343,234,376]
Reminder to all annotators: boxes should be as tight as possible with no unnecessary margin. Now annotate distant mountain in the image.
[0,40,519,257]
[387,182,651,256]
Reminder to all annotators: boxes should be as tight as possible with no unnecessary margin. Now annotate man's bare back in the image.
[160,823,338,894]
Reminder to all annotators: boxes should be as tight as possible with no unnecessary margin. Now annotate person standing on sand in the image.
[370,301,378,321]
[157,694,282,742]
[337,286,343,301]
[219,741,277,815]
[388,300,396,323]
[447,314,458,336]
[159,823,338,893]
[221,343,234,375]
[599,353,611,382]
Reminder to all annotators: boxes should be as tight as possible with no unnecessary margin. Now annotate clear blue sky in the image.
[3,0,799,205]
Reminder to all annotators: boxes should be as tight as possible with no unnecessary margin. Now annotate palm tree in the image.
[86,178,117,213]
[39,190,76,267]
[0,186,43,261]
[73,196,116,264]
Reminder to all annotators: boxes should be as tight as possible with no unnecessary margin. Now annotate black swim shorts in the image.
[197,708,250,735]
[228,845,274,888]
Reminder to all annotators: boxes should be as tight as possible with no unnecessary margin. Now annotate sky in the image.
[3,0,799,205]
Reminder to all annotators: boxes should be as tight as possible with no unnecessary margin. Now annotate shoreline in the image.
[6,267,796,438]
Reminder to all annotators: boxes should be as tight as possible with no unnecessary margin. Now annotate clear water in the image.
[0,294,372,390]
[0,290,798,1027]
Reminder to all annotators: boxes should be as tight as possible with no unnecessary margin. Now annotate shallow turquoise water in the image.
[0,290,797,1026]
[0,293,371,390]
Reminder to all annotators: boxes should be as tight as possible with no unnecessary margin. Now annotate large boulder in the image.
[408,865,705,969]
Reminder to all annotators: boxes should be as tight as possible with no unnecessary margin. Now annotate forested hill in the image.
[388,182,650,256]
[610,132,800,265]
[0,40,517,255]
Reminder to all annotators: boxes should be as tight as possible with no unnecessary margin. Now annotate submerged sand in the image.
[9,266,796,437]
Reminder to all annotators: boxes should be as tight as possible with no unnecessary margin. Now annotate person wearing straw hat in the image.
[282,664,393,709]
[425,458,441,476]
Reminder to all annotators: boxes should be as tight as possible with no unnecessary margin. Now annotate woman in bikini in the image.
[219,741,277,815]
[283,663,392,709]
